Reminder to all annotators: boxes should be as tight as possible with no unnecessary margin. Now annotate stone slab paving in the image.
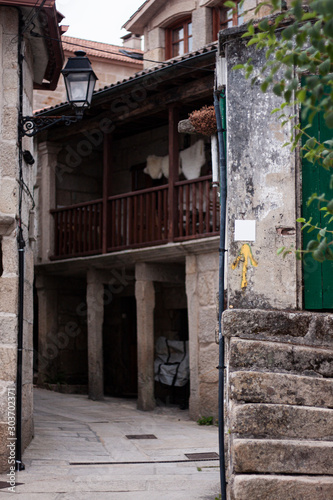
[0,389,220,499]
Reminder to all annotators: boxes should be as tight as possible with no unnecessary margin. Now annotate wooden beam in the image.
[102,133,112,253]
[168,104,180,242]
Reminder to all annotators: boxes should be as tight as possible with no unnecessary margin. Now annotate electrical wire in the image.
[21,0,47,35]
[29,30,216,72]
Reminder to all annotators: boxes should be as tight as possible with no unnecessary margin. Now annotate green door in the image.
[301,108,333,309]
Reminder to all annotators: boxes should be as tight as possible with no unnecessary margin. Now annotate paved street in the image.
[0,388,220,499]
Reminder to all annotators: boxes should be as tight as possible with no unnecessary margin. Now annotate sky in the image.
[56,0,145,47]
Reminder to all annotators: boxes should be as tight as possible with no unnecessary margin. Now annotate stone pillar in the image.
[35,274,59,386]
[86,269,104,400]
[135,264,155,411]
[185,255,200,419]
[36,142,59,263]
[186,252,219,420]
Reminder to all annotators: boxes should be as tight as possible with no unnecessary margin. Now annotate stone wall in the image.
[186,251,219,419]
[141,0,282,68]
[223,309,333,500]
[225,35,299,310]
[0,7,35,472]
[35,275,88,387]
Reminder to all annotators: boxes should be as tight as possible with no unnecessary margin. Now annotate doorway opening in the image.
[153,282,189,409]
[103,294,138,398]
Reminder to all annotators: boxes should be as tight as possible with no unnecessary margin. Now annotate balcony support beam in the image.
[102,133,113,253]
[168,104,180,241]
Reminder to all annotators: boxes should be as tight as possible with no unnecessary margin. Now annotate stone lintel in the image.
[135,262,185,283]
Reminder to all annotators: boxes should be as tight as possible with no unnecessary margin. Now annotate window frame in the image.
[212,2,242,41]
[165,16,193,60]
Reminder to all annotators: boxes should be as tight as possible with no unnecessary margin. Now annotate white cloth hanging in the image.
[154,336,189,387]
[180,139,205,180]
[144,155,163,179]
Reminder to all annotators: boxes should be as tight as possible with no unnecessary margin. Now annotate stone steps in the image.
[232,403,333,440]
[233,439,333,475]
[229,337,333,378]
[229,370,333,408]
[231,474,333,500]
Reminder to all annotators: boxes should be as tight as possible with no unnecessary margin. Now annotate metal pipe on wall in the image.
[16,10,25,472]
[214,89,227,500]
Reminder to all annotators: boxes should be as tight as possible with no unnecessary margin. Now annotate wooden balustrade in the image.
[108,184,169,250]
[51,199,103,259]
[175,176,220,240]
[51,177,219,259]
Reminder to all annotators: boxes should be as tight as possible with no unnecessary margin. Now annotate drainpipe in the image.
[214,89,227,500]
[16,11,25,472]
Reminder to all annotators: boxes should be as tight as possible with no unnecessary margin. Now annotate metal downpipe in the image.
[214,89,227,500]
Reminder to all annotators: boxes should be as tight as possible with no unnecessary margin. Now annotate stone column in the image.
[86,268,104,400]
[135,264,155,411]
[185,255,200,419]
[36,142,59,263]
[35,274,59,386]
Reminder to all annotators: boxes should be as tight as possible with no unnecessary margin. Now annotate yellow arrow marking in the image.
[231,244,258,289]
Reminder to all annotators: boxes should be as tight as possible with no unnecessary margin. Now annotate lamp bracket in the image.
[19,114,82,138]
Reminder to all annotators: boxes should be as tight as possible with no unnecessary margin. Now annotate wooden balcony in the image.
[51,176,219,260]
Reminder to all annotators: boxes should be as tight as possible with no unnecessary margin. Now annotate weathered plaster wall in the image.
[0,7,35,472]
[186,251,219,419]
[223,309,333,500]
[226,38,298,310]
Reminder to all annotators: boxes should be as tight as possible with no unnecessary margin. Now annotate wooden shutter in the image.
[301,99,333,309]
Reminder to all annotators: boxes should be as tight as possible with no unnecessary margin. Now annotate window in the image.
[212,2,243,40]
[166,17,193,59]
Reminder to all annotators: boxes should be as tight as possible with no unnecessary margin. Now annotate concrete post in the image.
[86,268,104,400]
[135,264,155,411]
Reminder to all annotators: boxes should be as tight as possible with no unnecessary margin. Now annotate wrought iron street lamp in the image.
[62,50,98,116]
[19,51,98,137]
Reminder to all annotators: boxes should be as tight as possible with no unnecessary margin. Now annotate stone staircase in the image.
[222,309,333,500]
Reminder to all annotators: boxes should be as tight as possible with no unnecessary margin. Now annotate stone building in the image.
[216,19,333,500]
[33,0,284,424]
[33,34,143,112]
[0,0,63,473]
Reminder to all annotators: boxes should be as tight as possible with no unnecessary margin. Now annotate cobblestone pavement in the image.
[0,388,220,499]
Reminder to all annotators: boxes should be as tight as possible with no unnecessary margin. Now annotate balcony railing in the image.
[51,176,219,259]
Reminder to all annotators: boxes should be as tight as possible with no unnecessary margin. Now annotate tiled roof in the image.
[36,42,217,115]
[62,36,143,65]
